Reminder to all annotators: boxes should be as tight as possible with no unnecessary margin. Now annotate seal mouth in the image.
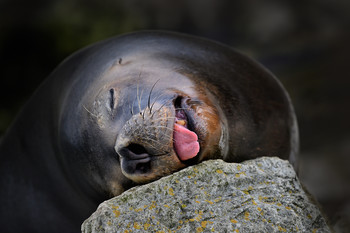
[173,96,201,162]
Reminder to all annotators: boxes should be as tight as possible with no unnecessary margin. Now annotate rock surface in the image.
[82,157,331,233]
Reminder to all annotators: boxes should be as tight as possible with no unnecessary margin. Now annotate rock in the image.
[82,157,331,233]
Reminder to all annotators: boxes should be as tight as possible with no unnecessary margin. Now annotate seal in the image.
[0,31,298,233]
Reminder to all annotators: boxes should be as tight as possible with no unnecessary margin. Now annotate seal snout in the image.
[114,99,179,182]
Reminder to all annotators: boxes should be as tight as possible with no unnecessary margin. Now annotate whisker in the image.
[144,125,174,132]
[136,67,145,117]
[148,79,160,114]
[130,94,137,116]
[175,107,191,111]
[153,116,177,120]
[152,98,174,117]
[142,137,170,150]
[150,92,167,113]
[83,105,98,118]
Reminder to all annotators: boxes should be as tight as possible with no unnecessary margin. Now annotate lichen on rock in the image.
[82,157,331,233]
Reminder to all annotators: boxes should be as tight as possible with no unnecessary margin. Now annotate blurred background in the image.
[1,0,349,231]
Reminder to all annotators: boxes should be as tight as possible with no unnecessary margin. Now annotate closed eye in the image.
[109,88,115,110]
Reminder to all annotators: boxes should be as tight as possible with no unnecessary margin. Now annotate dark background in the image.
[1,0,349,231]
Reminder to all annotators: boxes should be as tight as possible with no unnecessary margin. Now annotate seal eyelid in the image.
[109,88,115,110]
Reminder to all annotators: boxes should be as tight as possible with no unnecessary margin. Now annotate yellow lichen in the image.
[278,225,287,232]
[244,211,250,221]
[149,201,157,210]
[231,219,238,223]
[112,205,120,218]
[168,187,174,196]
[201,221,208,228]
[133,222,141,229]
[196,227,204,232]
[144,223,151,230]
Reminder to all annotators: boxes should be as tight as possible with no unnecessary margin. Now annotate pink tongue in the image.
[173,123,200,161]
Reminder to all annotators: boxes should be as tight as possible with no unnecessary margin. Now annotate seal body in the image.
[0,31,298,233]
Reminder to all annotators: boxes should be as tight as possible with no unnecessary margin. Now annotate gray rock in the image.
[82,157,331,233]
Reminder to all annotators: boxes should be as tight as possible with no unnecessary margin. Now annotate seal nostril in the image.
[127,143,148,155]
